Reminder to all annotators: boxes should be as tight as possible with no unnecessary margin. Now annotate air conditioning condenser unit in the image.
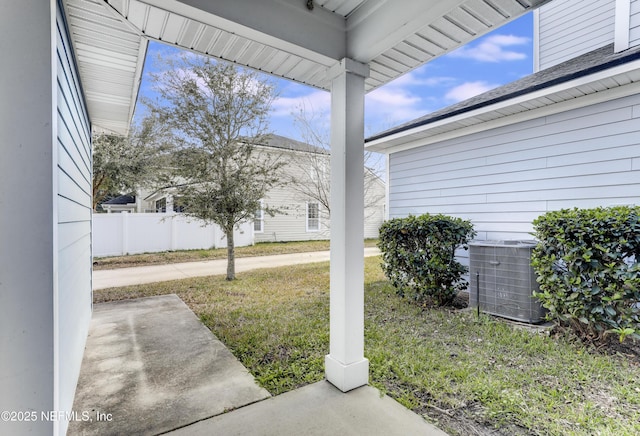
[469,240,547,324]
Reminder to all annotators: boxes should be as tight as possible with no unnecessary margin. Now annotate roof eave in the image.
[366,55,640,154]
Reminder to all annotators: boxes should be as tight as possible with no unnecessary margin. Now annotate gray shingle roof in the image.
[102,194,135,205]
[260,134,328,154]
[366,43,640,143]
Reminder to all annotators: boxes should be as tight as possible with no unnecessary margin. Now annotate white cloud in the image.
[449,33,530,62]
[273,82,429,128]
[271,89,331,118]
[444,81,499,103]
[365,87,426,124]
[390,70,456,88]
[488,34,530,46]
[367,87,421,107]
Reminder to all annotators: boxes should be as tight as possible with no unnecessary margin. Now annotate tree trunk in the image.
[226,227,235,281]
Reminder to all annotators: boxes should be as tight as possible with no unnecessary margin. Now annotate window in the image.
[306,202,320,232]
[254,200,264,233]
[155,198,166,213]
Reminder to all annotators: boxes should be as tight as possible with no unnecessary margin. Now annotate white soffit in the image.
[365,61,640,154]
[353,0,547,89]
[64,0,147,135]
[63,0,546,134]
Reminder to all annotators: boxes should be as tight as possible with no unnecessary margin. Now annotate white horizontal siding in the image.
[254,148,329,242]
[538,0,615,70]
[256,184,330,242]
[56,5,92,430]
[388,93,640,248]
[364,176,385,239]
[631,0,640,47]
[254,148,385,242]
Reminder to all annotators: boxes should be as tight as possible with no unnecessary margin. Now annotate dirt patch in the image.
[427,403,531,436]
[383,379,528,436]
[589,334,640,365]
[547,324,640,366]
[456,294,640,366]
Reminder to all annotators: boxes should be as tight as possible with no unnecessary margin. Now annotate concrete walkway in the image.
[93,247,380,290]
[78,249,450,435]
[69,295,270,436]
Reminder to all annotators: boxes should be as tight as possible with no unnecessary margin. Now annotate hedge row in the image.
[531,206,640,341]
[378,214,476,306]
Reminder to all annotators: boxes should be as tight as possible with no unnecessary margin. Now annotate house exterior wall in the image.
[56,4,93,432]
[536,0,616,71]
[387,93,640,264]
[257,182,331,242]
[364,175,386,239]
[256,149,330,242]
[632,0,640,46]
[0,2,56,433]
[0,1,92,435]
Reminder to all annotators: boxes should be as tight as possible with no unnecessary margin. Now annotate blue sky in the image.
[137,12,534,142]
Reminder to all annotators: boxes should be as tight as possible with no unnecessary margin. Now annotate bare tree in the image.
[286,107,385,225]
[144,54,284,280]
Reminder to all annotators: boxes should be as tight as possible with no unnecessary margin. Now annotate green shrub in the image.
[378,214,476,306]
[531,206,640,341]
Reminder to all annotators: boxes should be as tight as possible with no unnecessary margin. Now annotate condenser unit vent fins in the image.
[469,240,547,324]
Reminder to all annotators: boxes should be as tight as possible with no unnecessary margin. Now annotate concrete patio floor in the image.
[167,380,448,436]
[70,293,448,435]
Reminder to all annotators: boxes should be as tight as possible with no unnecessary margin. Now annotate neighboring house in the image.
[100,189,183,213]
[100,194,136,213]
[114,134,387,241]
[252,134,386,242]
[367,0,640,265]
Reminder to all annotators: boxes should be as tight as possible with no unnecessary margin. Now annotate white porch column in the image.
[325,58,370,392]
[0,1,56,434]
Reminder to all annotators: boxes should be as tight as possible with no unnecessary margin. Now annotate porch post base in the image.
[325,355,369,392]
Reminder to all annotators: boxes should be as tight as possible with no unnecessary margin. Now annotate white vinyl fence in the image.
[93,213,254,257]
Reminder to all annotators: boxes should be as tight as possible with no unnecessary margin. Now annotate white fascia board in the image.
[366,60,640,153]
[141,0,346,66]
[127,39,148,130]
[346,0,465,62]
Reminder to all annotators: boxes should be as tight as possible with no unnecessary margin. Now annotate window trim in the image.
[254,199,264,233]
[306,201,320,232]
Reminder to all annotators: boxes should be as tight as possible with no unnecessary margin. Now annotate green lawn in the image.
[94,257,640,436]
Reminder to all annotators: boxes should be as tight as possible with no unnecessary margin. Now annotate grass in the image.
[93,239,378,270]
[94,257,640,435]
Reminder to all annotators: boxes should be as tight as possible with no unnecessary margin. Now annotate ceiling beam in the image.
[346,0,554,63]
[140,0,347,65]
[346,0,466,62]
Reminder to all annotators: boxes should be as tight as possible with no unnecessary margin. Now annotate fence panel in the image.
[92,213,253,257]
[93,214,123,256]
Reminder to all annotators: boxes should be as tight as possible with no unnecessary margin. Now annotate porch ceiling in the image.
[63,0,551,135]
